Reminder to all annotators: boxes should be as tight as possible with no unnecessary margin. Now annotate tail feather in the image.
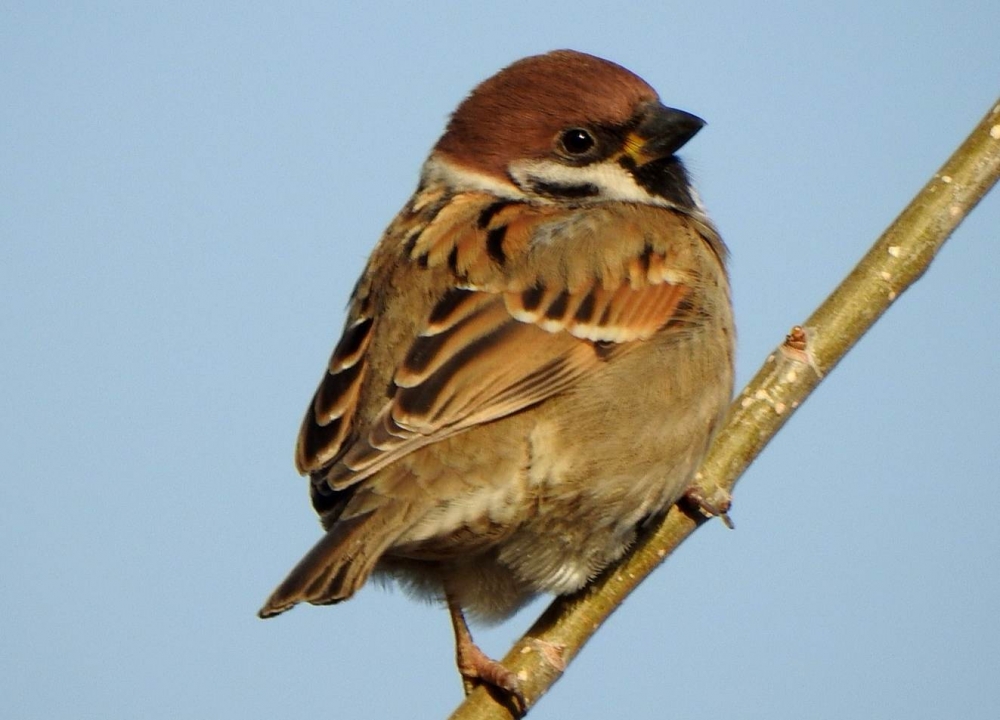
[258,504,408,619]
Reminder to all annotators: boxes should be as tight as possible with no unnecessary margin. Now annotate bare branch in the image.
[448,97,1000,719]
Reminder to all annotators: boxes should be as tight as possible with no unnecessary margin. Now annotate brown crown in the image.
[434,50,659,179]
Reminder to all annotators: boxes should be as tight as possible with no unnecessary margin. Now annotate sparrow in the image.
[260,49,735,707]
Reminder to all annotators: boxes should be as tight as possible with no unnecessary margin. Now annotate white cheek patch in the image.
[508,159,677,207]
[421,154,709,222]
[421,155,530,200]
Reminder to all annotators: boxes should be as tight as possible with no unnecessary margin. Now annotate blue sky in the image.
[3,3,998,718]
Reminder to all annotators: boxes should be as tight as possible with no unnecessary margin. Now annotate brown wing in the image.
[296,191,722,492]
[294,314,373,474]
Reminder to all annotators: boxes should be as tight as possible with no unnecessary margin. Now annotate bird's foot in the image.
[448,594,526,714]
[455,638,526,712]
[683,484,734,529]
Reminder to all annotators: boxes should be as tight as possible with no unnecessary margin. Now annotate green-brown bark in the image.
[448,97,1000,720]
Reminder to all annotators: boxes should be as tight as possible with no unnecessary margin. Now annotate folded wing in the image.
[296,193,720,493]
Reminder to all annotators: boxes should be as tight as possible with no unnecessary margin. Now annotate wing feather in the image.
[297,191,723,496]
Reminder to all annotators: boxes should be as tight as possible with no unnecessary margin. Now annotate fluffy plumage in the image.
[260,49,735,704]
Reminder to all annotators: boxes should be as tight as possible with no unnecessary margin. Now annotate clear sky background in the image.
[3,3,998,719]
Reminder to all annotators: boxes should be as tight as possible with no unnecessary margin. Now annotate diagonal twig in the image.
[448,96,1000,719]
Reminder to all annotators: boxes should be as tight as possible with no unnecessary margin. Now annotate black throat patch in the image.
[619,155,698,209]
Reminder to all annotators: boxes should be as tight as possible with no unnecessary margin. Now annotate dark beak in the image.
[624,103,705,164]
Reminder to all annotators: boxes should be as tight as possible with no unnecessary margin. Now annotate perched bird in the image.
[260,49,735,705]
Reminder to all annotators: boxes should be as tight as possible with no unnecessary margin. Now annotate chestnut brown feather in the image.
[434,50,658,178]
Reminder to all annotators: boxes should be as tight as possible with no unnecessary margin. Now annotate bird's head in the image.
[427,49,704,210]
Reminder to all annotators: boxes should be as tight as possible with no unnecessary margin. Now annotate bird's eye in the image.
[559,128,596,156]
